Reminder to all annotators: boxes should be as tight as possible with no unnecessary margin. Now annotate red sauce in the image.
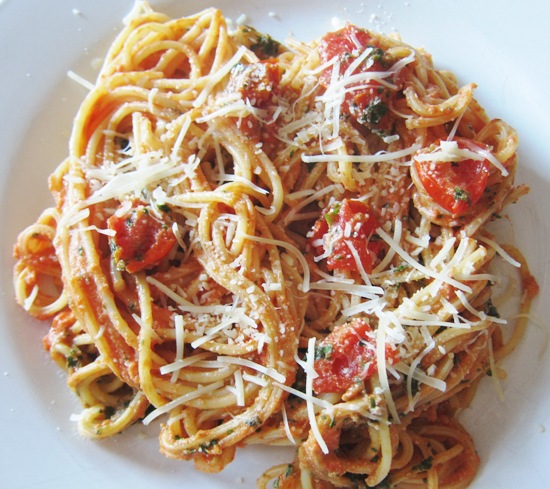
[107,204,176,273]
[318,24,403,132]
[414,138,491,216]
[308,198,384,273]
[313,318,397,394]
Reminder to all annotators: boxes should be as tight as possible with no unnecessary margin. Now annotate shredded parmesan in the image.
[305,337,329,454]
[216,356,286,383]
[67,70,95,91]
[377,227,472,293]
[142,380,224,425]
[302,144,420,165]
[193,45,248,108]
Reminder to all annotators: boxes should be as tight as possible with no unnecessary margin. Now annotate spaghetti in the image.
[13,3,539,488]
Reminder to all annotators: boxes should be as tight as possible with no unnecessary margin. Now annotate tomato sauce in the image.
[413,138,491,217]
[107,204,176,273]
[318,24,402,133]
[308,199,384,274]
[312,318,397,394]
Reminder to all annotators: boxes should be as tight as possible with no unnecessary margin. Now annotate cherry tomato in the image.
[312,318,397,394]
[229,60,282,109]
[413,138,490,217]
[318,24,399,132]
[308,199,383,273]
[107,204,176,273]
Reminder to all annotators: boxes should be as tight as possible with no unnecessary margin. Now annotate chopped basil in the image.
[67,349,82,369]
[102,405,116,419]
[359,98,389,126]
[368,47,388,66]
[198,439,219,453]
[314,343,333,360]
[157,203,171,213]
[245,415,262,427]
[250,34,280,58]
[454,187,471,204]
[484,300,500,318]
[412,456,433,472]
[324,203,341,226]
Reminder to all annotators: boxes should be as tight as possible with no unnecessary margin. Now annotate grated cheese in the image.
[415,139,509,176]
[22,285,39,311]
[170,315,185,383]
[304,337,329,454]
[478,235,521,268]
[193,45,249,109]
[67,70,95,91]
[142,381,224,425]
[216,356,286,384]
[301,144,420,165]
[377,227,471,293]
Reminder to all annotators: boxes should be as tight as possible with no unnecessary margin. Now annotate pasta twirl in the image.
[13,3,538,488]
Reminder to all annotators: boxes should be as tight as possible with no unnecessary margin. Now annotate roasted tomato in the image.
[413,138,491,217]
[107,204,176,273]
[228,60,282,109]
[308,198,383,274]
[312,318,397,394]
[318,24,402,132]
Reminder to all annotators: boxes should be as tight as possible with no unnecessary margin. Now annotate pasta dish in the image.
[13,3,539,488]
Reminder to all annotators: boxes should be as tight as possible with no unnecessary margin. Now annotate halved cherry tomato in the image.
[228,60,282,109]
[313,318,397,394]
[318,25,379,85]
[308,199,383,273]
[107,204,176,273]
[413,138,490,217]
[318,24,400,132]
[227,60,283,149]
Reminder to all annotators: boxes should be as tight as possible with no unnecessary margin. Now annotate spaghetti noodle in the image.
[13,3,539,488]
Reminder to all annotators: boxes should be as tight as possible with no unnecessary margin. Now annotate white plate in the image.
[1,1,549,487]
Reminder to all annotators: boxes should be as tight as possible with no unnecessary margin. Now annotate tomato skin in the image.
[229,60,282,109]
[312,319,397,394]
[308,199,383,274]
[413,139,490,217]
[318,25,377,85]
[227,60,282,150]
[107,204,176,273]
[318,24,399,132]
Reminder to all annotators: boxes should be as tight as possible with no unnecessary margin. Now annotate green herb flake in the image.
[359,98,389,126]
[368,47,388,66]
[198,439,219,453]
[324,203,341,226]
[314,343,333,360]
[245,415,262,428]
[67,349,82,369]
[250,34,280,58]
[102,406,116,419]
[454,187,471,204]
[157,203,171,213]
[484,300,500,318]
[412,456,433,472]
